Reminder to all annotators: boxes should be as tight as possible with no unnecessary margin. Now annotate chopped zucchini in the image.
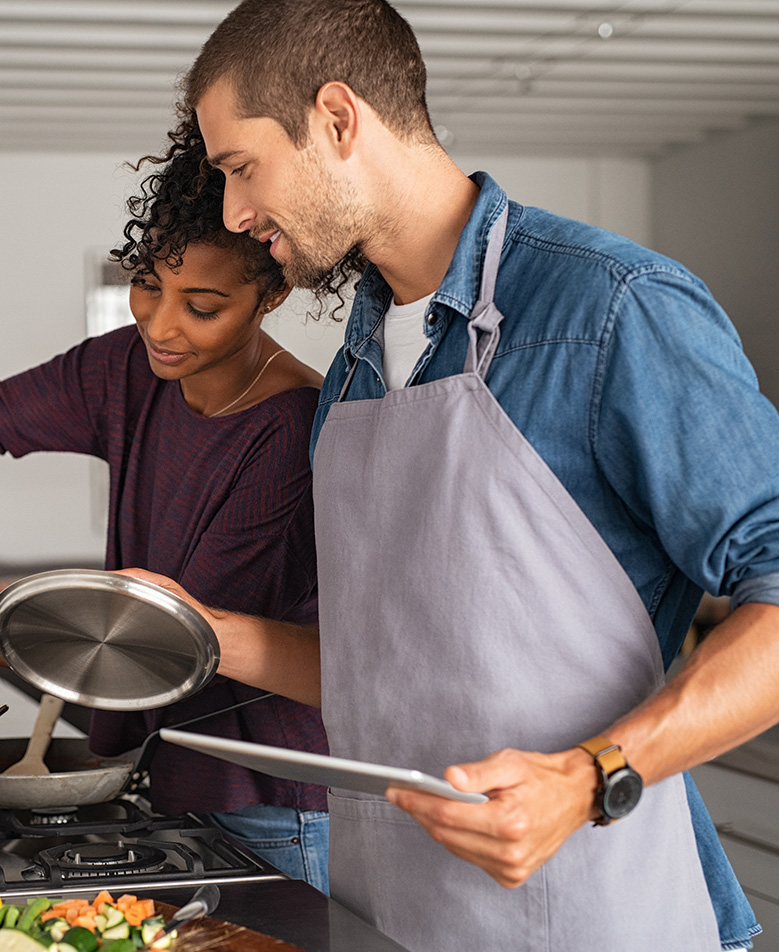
[150,931,175,951]
[60,928,98,952]
[101,923,130,941]
[139,918,165,946]
[99,940,135,952]
[43,919,68,943]
[99,907,125,930]
[0,930,49,951]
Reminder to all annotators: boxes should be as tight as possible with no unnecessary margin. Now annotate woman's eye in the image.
[131,278,159,293]
[230,164,247,177]
[187,303,219,320]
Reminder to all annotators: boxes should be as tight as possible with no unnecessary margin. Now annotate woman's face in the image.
[129,241,271,383]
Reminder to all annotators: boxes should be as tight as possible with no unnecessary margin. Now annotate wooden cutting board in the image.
[155,901,306,952]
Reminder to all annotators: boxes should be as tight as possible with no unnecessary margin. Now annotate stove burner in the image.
[50,841,169,878]
[29,808,79,826]
[0,796,280,893]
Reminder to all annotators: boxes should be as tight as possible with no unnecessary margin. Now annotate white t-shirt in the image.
[382,292,434,391]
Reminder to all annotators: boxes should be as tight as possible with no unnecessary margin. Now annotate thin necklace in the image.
[209,349,285,417]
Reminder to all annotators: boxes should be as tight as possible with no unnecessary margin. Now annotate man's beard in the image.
[254,146,370,295]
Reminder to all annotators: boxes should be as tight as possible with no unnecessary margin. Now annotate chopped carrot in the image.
[74,915,97,932]
[93,890,115,906]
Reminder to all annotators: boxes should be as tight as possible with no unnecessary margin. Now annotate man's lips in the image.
[254,228,283,255]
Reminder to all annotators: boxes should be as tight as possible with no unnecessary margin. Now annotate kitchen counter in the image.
[131,880,411,952]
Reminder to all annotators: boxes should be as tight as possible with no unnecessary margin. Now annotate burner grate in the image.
[0,796,282,895]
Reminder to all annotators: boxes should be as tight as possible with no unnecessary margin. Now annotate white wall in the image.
[0,150,651,566]
[651,118,779,408]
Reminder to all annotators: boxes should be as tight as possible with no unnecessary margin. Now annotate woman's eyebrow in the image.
[181,286,230,297]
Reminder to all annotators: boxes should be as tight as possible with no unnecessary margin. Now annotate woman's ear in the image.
[260,282,293,314]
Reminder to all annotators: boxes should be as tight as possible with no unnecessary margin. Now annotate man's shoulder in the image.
[505,202,689,282]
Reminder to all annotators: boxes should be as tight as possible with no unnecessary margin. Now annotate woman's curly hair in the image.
[112,112,363,320]
[111,122,284,307]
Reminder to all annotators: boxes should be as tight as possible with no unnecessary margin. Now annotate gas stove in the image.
[0,793,284,901]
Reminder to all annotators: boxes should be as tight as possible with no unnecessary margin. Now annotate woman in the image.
[0,140,330,893]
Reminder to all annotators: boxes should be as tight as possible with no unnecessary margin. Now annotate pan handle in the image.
[124,691,275,792]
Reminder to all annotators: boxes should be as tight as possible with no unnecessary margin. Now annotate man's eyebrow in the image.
[182,286,230,297]
[206,149,244,168]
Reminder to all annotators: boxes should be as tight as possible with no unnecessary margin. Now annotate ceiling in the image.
[1,1,778,159]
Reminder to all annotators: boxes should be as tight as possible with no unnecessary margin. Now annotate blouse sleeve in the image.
[0,331,129,460]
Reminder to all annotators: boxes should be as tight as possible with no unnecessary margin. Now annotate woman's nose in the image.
[145,296,178,341]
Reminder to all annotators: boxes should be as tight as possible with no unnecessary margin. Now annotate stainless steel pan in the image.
[0,569,220,710]
[0,693,274,810]
[0,737,134,809]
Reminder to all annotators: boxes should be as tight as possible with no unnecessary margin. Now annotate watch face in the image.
[603,768,643,819]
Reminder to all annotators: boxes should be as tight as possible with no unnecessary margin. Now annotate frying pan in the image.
[0,694,274,810]
[0,737,134,809]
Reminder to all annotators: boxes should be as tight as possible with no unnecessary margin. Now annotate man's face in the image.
[197,79,367,290]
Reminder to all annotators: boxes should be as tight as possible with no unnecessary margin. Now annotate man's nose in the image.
[223,182,256,233]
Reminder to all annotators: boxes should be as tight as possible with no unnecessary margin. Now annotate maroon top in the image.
[0,325,327,814]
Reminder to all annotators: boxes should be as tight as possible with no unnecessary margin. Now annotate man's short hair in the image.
[185,0,436,147]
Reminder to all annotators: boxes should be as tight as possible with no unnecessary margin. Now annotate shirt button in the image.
[427,312,438,326]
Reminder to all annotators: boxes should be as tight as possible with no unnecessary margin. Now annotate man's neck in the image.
[361,151,480,306]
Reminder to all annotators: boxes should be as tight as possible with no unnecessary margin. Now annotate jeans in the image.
[207,805,329,895]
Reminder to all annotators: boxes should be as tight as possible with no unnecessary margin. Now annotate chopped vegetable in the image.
[0,893,169,950]
[60,929,97,952]
[0,930,49,950]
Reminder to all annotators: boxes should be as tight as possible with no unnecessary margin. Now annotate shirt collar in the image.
[344,171,509,355]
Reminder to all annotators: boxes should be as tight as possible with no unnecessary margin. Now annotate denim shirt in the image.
[312,172,777,947]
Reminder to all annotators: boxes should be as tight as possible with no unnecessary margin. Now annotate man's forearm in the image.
[608,601,779,784]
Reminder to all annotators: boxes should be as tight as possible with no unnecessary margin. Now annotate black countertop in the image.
[130,879,410,952]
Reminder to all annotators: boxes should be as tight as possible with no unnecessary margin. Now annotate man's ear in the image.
[312,81,361,158]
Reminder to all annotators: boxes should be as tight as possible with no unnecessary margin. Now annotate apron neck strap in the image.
[465,205,509,379]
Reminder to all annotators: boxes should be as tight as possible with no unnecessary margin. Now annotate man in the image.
[131,1,779,949]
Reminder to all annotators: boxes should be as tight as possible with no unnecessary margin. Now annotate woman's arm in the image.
[114,567,322,706]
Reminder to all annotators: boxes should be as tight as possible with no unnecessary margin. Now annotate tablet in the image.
[160,729,488,804]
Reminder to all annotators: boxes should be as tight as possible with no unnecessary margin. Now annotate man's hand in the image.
[386,747,598,888]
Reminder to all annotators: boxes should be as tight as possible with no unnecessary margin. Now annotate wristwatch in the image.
[577,734,643,826]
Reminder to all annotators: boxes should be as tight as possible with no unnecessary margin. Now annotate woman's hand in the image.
[112,567,224,625]
[112,567,322,706]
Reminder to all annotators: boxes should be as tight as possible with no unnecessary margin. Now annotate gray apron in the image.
[312,207,720,952]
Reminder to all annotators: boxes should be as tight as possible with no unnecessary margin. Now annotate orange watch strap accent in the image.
[577,734,627,776]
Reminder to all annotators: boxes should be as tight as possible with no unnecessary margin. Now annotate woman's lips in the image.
[147,342,190,366]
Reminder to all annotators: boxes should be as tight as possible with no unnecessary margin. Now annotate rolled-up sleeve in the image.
[597,265,779,599]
